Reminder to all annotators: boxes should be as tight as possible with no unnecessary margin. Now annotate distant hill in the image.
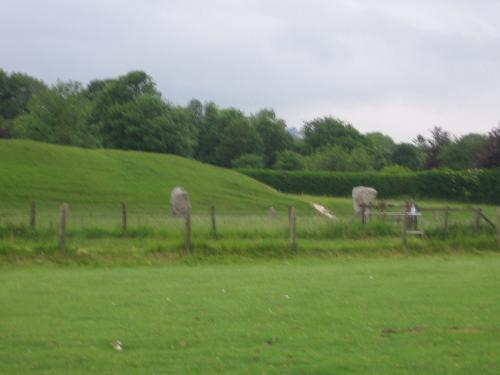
[0,140,310,214]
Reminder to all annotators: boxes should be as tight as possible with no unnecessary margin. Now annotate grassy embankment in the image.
[0,140,498,263]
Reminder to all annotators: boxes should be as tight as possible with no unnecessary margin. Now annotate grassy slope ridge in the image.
[0,140,310,214]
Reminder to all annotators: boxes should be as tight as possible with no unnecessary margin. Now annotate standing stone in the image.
[170,187,191,217]
[352,186,378,216]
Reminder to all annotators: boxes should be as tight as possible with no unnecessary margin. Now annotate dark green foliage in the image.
[195,104,264,167]
[303,146,374,172]
[214,109,263,167]
[0,69,47,120]
[348,147,375,171]
[414,126,451,169]
[3,68,500,175]
[232,153,264,168]
[476,125,500,168]
[195,102,221,164]
[90,71,197,156]
[365,132,396,170]
[391,143,423,170]
[439,133,487,169]
[186,99,204,128]
[240,168,500,204]
[304,146,350,171]
[251,109,292,167]
[303,116,367,152]
[83,78,114,100]
[99,95,196,155]
[274,150,304,170]
[15,81,99,147]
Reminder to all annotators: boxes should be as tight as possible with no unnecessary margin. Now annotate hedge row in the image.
[240,169,500,204]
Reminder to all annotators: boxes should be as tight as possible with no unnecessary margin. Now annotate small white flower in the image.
[283,294,290,299]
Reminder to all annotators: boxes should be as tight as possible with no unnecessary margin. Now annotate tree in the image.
[439,133,487,169]
[366,132,396,170]
[214,109,263,167]
[186,99,204,127]
[195,102,221,164]
[304,146,350,171]
[303,116,367,153]
[15,81,99,147]
[0,69,47,120]
[414,126,451,169]
[89,71,197,156]
[99,95,196,156]
[391,143,423,170]
[84,78,113,100]
[475,125,500,168]
[251,109,292,167]
[274,150,304,170]
[89,70,161,131]
[347,147,374,171]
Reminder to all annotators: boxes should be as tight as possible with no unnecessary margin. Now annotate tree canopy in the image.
[303,116,367,152]
[3,68,499,172]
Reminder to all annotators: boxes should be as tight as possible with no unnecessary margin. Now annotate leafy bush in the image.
[232,153,264,169]
[273,150,304,170]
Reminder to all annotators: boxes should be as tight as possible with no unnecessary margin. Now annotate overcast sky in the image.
[1,0,499,142]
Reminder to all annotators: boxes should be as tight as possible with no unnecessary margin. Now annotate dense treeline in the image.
[1,68,499,171]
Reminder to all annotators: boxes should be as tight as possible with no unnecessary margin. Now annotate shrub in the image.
[273,150,304,170]
[231,153,264,169]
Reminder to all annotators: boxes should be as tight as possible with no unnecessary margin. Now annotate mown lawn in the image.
[1,255,499,374]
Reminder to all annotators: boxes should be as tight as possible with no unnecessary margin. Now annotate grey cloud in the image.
[1,0,499,140]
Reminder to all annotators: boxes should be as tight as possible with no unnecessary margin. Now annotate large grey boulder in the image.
[352,186,377,215]
[170,187,191,217]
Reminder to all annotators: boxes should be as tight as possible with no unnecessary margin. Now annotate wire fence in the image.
[1,201,499,254]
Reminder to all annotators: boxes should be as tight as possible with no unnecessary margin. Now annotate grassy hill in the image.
[0,140,310,216]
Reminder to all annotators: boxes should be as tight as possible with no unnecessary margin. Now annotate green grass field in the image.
[1,255,500,374]
[1,140,500,373]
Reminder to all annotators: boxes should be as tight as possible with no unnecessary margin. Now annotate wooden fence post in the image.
[121,202,127,231]
[475,207,481,233]
[289,206,297,253]
[211,205,217,239]
[184,207,191,255]
[59,203,68,252]
[444,207,449,237]
[402,212,408,247]
[30,200,36,229]
[496,207,500,249]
